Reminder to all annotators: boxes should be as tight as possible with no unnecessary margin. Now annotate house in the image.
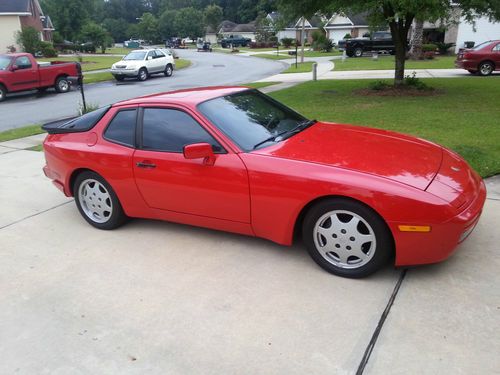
[204,20,257,43]
[276,15,327,44]
[324,12,370,44]
[0,0,54,53]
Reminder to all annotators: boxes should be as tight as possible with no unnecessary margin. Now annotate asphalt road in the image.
[0,50,286,131]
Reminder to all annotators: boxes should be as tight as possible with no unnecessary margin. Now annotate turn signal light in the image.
[398,225,431,232]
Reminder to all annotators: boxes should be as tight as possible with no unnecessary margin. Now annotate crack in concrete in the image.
[356,269,408,374]
[0,200,73,230]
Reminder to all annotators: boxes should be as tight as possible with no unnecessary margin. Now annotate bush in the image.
[281,37,294,48]
[39,41,58,57]
[343,33,352,39]
[16,26,41,55]
[435,42,455,55]
[369,80,391,91]
[404,72,430,90]
[422,43,437,52]
[423,51,435,59]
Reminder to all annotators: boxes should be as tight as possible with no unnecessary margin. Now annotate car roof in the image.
[114,86,250,107]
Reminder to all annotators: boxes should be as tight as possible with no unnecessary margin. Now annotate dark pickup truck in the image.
[338,32,396,57]
[0,53,80,102]
[220,35,251,48]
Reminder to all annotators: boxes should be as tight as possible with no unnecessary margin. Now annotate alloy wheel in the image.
[78,179,113,223]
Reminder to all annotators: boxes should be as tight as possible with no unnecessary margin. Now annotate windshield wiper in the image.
[252,119,316,150]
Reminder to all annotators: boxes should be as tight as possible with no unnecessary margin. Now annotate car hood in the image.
[252,122,443,190]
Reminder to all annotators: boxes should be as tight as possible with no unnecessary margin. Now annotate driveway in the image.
[0,145,499,374]
[0,50,286,132]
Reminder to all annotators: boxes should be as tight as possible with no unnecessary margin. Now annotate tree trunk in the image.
[388,17,413,86]
[410,19,424,59]
[300,17,305,63]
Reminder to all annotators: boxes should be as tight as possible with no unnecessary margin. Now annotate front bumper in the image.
[392,180,487,266]
[110,68,139,77]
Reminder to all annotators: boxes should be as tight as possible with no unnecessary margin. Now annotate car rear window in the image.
[42,106,111,134]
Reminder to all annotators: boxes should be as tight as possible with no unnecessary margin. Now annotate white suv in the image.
[111,49,175,81]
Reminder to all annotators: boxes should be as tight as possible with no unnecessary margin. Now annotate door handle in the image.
[136,161,156,169]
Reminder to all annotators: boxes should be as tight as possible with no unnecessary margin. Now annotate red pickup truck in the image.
[0,53,80,102]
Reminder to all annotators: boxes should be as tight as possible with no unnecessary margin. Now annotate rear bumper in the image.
[393,179,487,266]
[43,164,70,196]
[455,60,477,70]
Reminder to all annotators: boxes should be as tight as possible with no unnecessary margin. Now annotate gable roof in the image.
[232,22,256,33]
[325,12,369,27]
[219,20,237,33]
[0,0,31,14]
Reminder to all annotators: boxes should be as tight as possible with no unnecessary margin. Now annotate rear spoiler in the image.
[42,116,80,134]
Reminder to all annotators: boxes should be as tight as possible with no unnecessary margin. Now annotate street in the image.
[0,50,286,131]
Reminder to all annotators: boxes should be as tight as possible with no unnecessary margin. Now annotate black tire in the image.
[73,171,127,230]
[221,42,227,48]
[354,47,363,58]
[0,84,7,102]
[467,69,477,75]
[346,50,354,58]
[114,75,125,81]
[478,61,494,76]
[302,198,393,278]
[137,68,148,81]
[164,64,173,77]
[55,76,70,93]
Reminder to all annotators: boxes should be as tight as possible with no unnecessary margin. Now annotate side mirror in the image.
[10,65,19,71]
[183,143,216,166]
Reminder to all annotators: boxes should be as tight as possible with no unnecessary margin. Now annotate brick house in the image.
[0,0,54,53]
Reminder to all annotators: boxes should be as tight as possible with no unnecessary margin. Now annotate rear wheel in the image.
[55,76,70,93]
[478,61,494,76]
[74,171,127,230]
[137,68,148,81]
[302,198,393,278]
[0,84,6,102]
[164,64,173,77]
[354,47,363,57]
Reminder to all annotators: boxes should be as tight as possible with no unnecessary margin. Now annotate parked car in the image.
[220,35,251,48]
[455,40,500,76]
[110,49,175,81]
[42,87,486,278]
[338,32,396,57]
[0,53,80,102]
[197,40,213,52]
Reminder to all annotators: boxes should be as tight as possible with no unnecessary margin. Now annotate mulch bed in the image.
[354,87,442,97]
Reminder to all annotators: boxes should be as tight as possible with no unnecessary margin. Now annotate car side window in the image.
[147,51,154,59]
[494,43,500,52]
[103,109,137,147]
[15,56,32,69]
[142,108,223,153]
[155,50,165,58]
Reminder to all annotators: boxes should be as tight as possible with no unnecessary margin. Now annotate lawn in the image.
[269,78,500,177]
[252,53,291,60]
[0,125,43,142]
[332,55,456,71]
[282,62,314,73]
[104,47,130,55]
[38,56,122,72]
[240,82,281,89]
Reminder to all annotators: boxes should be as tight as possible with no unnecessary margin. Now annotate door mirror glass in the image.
[11,65,19,71]
[183,143,216,165]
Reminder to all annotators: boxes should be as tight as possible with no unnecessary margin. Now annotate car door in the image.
[154,50,167,70]
[10,56,38,91]
[145,50,157,72]
[493,43,500,69]
[133,106,251,223]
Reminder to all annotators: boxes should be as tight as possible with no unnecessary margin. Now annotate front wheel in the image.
[302,198,393,278]
[55,76,70,93]
[74,171,127,230]
[0,84,6,102]
[137,68,148,81]
[478,61,494,76]
[164,64,173,77]
[354,47,363,58]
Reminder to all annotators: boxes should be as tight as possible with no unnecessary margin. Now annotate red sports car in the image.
[455,40,500,76]
[42,87,486,278]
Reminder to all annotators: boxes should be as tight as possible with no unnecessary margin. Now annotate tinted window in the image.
[198,90,307,151]
[58,106,111,131]
[155,50,165,58]
[15,56,32,69]
[142,108,222,152]
[104,109,137,147]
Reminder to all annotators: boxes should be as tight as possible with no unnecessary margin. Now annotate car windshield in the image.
[0,56,12,70]
[198,90,310,151]
[123,51,146,60]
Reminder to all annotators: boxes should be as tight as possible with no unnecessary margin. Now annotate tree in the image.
[15,27,41,54]
[174,7,204,39]
[80,22,111,53]
[137,12,160,43]
[255,11,275,42]
[204,4,223,33]
[410,19,424,59]
[159,9,178,39]
[102,18,129,43]
[40,0,91,40]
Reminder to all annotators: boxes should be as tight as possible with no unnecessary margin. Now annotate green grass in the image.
[175,58,191,70]
[27,144,43,151]
[252,53,291,60]
[301,50,343,57]
[282,62,314,73]
[269,78,500,177]
[240,82,281,89]
[332,55,456,71]
[0,125,43,142]
[38,56,122,72]
[83,71,114,84]
[104,47,130,55]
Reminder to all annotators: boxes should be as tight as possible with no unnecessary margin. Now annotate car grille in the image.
[115,65,127,69]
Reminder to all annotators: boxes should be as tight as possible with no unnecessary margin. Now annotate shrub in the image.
[281,37,294,48]
[343,33,352,39]
[39,41,58,57]
[369,80,390,91]
[6,45,17,53]
[423,51,435,59]
[435,42,455,55]
[404,72,429,90]
[15,26,41,55]
[422,43,437,52]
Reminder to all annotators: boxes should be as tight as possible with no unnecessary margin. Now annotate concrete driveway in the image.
[0,147,499,374]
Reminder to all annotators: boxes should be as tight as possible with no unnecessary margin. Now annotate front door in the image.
[493,42,500,68]
[133,107,251,223]
[10,56,38,91]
